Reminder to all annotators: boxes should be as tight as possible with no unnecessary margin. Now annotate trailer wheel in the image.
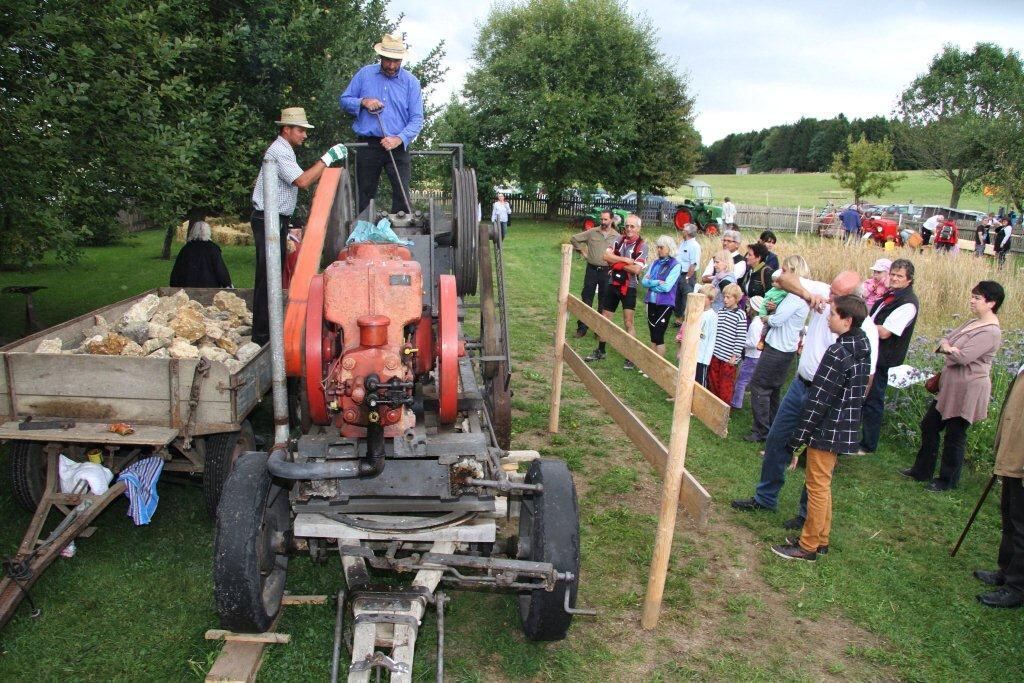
[214,452,290,632]
[6,440,45,512]
[517,459,580,641]
[202,421,256,519]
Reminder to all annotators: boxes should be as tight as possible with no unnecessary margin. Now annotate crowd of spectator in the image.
[568,215,1019,608]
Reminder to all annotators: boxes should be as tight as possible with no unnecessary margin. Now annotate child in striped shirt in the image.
[708,283,746,404]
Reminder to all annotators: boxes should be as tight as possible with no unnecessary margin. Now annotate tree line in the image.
[0,0,444,268]
[703,43,1024,211]
[701,115,913,175]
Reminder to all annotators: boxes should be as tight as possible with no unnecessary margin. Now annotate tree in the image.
[897,43,1024,207]
[445,0,698,218]
[0,1,445,268]
[830,135,905,205]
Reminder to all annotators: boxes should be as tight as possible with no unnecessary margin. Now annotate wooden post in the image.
[795,205,801,233]
[641,292,705,629]
[548,244,574,433]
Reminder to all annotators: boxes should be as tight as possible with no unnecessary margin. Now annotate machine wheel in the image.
[213,452,291,633]
[673,207,693,230]
[517,459,580,641]
[437,274,460,424]
[6,440,45,512]
[323,168,355,267]
[202,421,256,519]
[453,168,479,296]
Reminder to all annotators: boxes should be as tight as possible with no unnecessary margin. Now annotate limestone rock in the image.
[148,322,175,342]
[213,291,249,318]
[86,333,131,356]
[199,345,231,363]
[169,308,206,343]
[147,347,170,359]
[203,323,224,341]
[235,326,252,338]
[35,338,63,354]
[120,340,145,357]
[142,337,170,355]
[153,289,189,319]
[215,336,238,355]
[149,311,171,326]
[168,339,201,359]
[119,321,150,345]
[121,294,160,326]
[235,342,261,364]
[223,359,243,374]
[83,314,111,340]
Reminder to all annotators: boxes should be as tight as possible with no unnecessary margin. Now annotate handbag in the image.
[925,371,942,395]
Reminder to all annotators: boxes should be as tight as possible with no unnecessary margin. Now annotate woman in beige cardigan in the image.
[902,281,1004,491]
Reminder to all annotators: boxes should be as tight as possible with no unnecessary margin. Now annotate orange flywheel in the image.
[304,273,331,425]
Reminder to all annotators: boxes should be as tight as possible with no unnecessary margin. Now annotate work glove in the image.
[321,144,348,166]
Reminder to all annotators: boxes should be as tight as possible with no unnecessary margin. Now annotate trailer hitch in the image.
[349,651,410,675]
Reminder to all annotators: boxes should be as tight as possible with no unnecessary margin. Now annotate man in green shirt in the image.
[569,210,619,337]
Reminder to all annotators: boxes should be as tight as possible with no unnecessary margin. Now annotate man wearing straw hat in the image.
[250,107,347,345]
[339,33,425,214]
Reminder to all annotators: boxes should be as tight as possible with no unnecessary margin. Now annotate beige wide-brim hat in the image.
[374,33,409,60]
[275,107,314,129]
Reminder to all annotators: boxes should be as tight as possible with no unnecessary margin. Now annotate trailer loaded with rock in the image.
[0,287,271,629]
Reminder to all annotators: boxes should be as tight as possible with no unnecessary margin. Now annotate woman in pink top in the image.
[862,258,891,310]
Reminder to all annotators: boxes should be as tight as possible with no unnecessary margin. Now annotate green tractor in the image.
[579,206,629,231]
[672,180,722,234]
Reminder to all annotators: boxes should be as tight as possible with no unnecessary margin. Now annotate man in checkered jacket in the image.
[771,295,871,562]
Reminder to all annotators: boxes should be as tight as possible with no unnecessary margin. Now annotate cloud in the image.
[387,0,1024,143]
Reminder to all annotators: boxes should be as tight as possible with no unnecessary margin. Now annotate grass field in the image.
[668,170,995,212]
[0,227,1021,681]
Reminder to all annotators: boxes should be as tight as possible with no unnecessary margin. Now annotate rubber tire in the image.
[517,459,580,641]
[202,421,256,519]
[6,440,45,512]
[213,451,290,633]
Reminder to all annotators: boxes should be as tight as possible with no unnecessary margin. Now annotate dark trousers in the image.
[356,137,411,214]
[999,476,1024,592]
[674,274,696,318]
[908,400,970,488]
[859,366,890,452]
[577,264,609,334]
[748,345,796,440]
[251,211,290,346]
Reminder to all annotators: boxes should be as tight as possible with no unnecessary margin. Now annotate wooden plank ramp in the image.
[205,595,327,683]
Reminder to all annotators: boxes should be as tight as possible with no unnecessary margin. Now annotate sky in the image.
[384,0,1024,145]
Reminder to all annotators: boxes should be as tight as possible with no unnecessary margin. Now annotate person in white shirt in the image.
[700,230,746,285]
[491,193,512,238]
[722,197,738,229]
[732,269,879,530]
[920,213,944,247]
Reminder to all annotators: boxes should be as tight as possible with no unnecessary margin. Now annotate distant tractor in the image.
[672,181,721,234]
[579,207,629,230]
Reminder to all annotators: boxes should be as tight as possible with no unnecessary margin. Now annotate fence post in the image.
[795,205,801,234]
[548,244,574,433]
[641,291,705,630]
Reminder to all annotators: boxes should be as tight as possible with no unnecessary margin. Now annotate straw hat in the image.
[374,33,409,60]
[275,107,314,129]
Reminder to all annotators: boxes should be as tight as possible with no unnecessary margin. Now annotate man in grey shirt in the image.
[569,209,619,337]
[250,107,346,345]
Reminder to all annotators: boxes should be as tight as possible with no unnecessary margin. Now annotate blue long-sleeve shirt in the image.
[339,64,424,147]
[764,293,809,352]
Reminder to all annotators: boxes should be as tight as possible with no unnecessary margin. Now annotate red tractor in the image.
[861,216,903,246]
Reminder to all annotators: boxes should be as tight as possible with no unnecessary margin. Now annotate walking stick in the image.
[372,110,413,215]
[950,474,998,557]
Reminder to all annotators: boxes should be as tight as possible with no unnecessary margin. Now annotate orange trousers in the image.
[800,447,838,553]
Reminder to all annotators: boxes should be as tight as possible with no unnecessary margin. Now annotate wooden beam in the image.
[563,346,710,529]
[548,245,574,433]
[205,641,267,683]
[566,295,729,437]
[281,594,327,605]
[642,292,705,629]
[205,630,291,644]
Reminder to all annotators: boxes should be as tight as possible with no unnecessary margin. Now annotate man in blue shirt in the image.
[339,34,425,214]
[839,206,862,242]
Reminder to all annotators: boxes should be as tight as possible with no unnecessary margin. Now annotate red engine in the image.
[302,243,422,438]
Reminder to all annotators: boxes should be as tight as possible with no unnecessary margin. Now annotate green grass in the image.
[0,225,1021,681]
[670,170,994,212]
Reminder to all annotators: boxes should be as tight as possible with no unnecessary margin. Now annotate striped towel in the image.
[117,457,164,525]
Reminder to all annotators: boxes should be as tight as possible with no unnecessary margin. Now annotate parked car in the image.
[619,192,676,216]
